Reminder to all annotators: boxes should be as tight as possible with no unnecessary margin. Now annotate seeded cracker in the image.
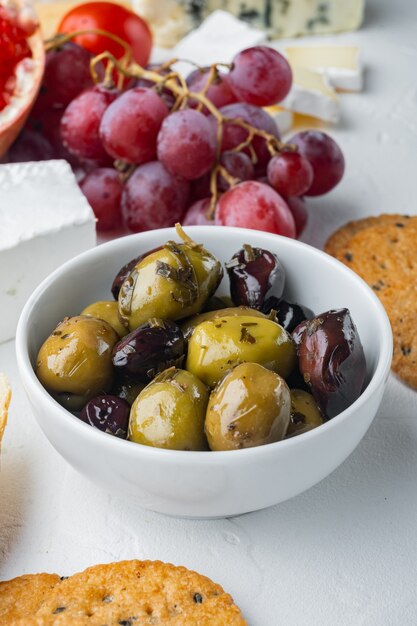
[1,560,247,625]
[324,215,417,389]
[0,574,61,623]
[324,214,413,258]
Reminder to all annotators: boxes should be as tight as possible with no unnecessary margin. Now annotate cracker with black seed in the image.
[325,215,417,389]
[390,310,417,389]
[0,574,61,623]
[1,561,246,626]
[324,214,413,258]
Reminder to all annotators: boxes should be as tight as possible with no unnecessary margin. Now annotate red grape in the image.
[60,85,119,161]
[131,65,177,109]
[286,196,308,238]
[228,46,292,107]
[100,88,169,164]
[187,68,236,113]
[31,43,100,116]
[267,151,314,197]
[289,131,345,196]
[6,129,54,162]
[157,109,216,180]
[218,151,254,191]
[217,103,279,169]
[183,198,214,226]
[121,161,189,232]
[80,168,123,231]
[215,181,296,237]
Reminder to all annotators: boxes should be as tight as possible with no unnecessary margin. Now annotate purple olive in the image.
[226,245,285,310]
[262,298,314,333]
[111,246,162,300]
[112,318,184,381]
[79,395,130,438]
[293,308,366,419]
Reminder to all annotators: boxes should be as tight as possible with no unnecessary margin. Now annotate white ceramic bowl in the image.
[16,226,392,518]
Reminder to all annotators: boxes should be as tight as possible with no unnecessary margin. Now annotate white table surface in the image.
[1,1,417,624]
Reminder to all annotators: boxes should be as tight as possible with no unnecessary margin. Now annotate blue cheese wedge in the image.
[133,0,365,47]
[285,45,363,91]
[280,66,340,123]
[0,160,96,343]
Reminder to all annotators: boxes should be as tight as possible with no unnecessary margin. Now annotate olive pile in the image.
[36,226,367,452]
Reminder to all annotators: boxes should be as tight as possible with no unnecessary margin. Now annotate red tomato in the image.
[57,2,152,67]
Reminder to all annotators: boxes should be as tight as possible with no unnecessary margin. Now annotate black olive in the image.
[79,395,130,438]
[226,245,285,310]
[294,309,367,419]
[112,319,184,381]
[263,298,314,333]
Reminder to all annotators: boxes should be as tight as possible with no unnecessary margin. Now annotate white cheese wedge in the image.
[280,66,340,123]
[0,160,96,343]
[133,0,365,47]
[264,106,294,135]
[172,10,266,77]
[285,45,363,92]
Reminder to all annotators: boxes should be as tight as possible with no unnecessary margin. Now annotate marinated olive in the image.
[181,306,267,341]
[205,363,291,451]
[79,395,130,438]
[186,315,296,387]
[112,319,184,381]
[118,226,223,331]
[36,316,119,411]
[226,245,285,310]
[113,379,146,405]
[82,300,128,337]
[294,308,366,419]
[128,369,209,450]
[261,298,314,333]
[286,389,323,437]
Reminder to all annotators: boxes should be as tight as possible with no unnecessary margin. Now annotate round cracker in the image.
[8,561,246,625]
[324,214,413,258]
[0,574,61,623]
[391,309,417,389]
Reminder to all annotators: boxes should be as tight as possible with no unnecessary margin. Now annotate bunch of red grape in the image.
[6,41,345,237]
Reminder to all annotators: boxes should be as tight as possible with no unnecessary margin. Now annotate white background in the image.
[1,0,417,624]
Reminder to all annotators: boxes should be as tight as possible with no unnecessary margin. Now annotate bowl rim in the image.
[16,225,393,464]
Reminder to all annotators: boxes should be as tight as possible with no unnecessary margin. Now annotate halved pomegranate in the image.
[0,1,45,157]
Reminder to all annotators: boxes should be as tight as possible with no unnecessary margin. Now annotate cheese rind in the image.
[133,0,365,47]
[280,66,340,123]
[0,160,96,343]
[285,46,363,92]
[264,106,293,135]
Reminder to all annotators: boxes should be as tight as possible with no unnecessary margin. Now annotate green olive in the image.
[186,315,296,387]
[81,300,128,337]
[181,306,267,341]
[286,389,324,437]
[36,315,119,410]
[118,226,223,331]
[205,362,291,451]
[128,368,209,450]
